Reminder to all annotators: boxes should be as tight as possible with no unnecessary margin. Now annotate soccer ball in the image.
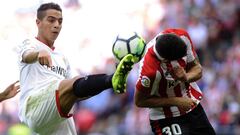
[112,32,146,63]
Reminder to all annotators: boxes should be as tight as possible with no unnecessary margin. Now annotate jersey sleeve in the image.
[136,47,159,95]
[17,38,37,62]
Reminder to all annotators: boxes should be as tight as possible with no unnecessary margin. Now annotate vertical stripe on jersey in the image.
[184,82,190,97]
[177,58,187,67]
[189,83,202,100]
[151,71,161,96]
[173,84,185,115]
[152,120,162,135]
[157,68,173,118]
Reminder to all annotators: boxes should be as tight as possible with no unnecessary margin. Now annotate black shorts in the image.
[150,104,216,135]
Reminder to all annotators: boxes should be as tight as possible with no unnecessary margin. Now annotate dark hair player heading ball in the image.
[155,33,187,61]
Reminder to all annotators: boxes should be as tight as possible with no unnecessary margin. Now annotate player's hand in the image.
[175,97,197,112]
[38,50,52,67]
[1,81,20,100]
[170,67,187,82]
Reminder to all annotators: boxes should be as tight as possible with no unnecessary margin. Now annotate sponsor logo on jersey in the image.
[141,76,150,88]
[50,66,67,77]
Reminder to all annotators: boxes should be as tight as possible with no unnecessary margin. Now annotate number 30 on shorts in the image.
[162,124,182,135]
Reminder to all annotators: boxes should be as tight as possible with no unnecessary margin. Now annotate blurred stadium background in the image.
[0,0,240,134]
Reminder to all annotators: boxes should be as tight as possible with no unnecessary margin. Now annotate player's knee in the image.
[72,77,88,97]
[59,77,79,93]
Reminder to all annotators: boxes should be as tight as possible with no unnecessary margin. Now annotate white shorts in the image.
[22,80,77,135]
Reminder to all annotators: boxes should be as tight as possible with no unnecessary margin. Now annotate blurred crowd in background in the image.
[0,0,240,135]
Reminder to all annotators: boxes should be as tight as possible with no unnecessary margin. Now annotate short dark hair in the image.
[37,2,62,20]
[155,33,187,61]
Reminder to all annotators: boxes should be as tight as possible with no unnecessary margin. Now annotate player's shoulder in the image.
[21,37,37,46]
[141,47,160,70]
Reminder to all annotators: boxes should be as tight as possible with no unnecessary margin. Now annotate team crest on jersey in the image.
[22,39,30,45]
[141,76,150,88]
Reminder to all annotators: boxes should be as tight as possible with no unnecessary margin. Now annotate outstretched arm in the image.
[0,81,20,102]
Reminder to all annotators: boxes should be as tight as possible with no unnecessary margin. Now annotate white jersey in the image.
[18,37,72,111]
[17,37,77,135]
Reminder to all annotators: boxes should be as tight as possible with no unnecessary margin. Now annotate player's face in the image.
[37,9,62,44]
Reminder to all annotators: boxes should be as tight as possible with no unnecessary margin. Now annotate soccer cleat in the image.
[112,54,135,94]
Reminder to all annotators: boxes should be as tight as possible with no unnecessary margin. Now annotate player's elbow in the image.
[197,65,203,79]
[134,89,149,108]
[22,50,39,63]
[134,96,147,108]
[199,69,203,79]
[135,99,144,108]
[190,63,203,81]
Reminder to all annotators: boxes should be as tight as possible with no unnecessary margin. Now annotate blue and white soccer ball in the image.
[112,32,146,63]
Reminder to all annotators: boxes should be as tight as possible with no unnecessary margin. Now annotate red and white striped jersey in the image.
[136,28,203,120]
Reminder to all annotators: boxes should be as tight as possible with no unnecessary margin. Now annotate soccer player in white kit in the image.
[17,2,134,135]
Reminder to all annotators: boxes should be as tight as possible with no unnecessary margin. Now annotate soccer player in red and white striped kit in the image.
[135,28,216,135]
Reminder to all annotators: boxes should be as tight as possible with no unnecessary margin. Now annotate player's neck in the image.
[36,36,55,50]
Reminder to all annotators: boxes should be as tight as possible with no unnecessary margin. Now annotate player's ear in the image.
[36,19,40,25]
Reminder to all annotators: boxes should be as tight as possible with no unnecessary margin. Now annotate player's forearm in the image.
[0,92,6,102]
[135,96,180,108]
[22,50,39,63]
[186,63,202,83]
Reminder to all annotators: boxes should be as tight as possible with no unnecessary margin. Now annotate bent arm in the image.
[134,89,180,108]
[22,50,39,63]
[134,89,196,111]
[186,59,202,83]
[22,49,52,67]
